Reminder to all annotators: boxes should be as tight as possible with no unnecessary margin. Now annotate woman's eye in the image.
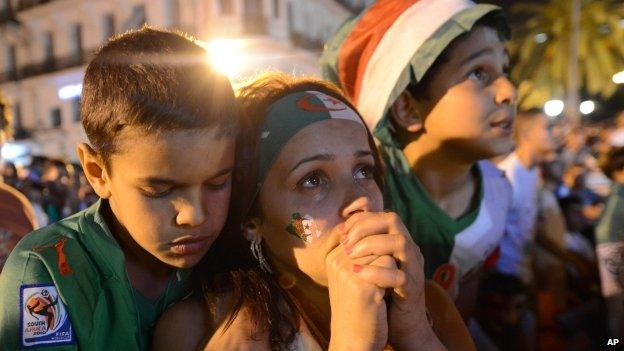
[354,164,375,180]
[298,171,327,189]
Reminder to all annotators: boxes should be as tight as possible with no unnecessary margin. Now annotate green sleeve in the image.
[596,194,624,244]
[0,248,77,351]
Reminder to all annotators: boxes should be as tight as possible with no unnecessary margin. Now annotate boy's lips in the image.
[170,235,212,255]
[490,114,514,134]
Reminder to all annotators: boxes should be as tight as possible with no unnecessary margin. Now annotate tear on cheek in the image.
[285,212,324,244]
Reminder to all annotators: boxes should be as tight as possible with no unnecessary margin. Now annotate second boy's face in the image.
[106,128,234,269]
[417,26,517,159]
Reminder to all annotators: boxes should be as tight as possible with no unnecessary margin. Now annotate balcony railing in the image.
[0,49,95,84]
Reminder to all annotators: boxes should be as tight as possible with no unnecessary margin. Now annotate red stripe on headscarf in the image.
[337,0,419,103]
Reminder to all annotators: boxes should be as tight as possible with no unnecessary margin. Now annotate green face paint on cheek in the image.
[285,212,323,243]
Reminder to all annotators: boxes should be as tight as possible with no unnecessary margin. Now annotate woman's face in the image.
[256,119,383,286]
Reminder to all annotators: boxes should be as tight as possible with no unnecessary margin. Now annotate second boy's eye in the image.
[469,67,490,84]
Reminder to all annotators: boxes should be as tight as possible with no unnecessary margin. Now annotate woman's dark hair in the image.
[193,72,384,349]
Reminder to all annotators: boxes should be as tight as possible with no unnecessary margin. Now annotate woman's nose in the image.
[341,196,374,219]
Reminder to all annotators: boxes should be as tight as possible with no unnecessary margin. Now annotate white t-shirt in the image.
[496,153,540,283]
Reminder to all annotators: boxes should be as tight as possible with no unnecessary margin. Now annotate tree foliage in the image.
[509,0,624,110]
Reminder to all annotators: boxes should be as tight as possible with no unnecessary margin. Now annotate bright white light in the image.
[534,33,548,43]
[1,141,31,166]
[613,70,624,84]
[207,39,246,78]
[58,83,82,100]
[619,19,624,28]
[579,100,595,115]
[544,100,565,117]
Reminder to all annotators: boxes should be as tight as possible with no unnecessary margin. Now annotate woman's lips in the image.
[170,236,211,255]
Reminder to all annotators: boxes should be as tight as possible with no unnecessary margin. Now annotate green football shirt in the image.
[0,200,191,350]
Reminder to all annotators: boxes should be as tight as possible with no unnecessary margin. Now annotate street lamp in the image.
[613,70,624,84]
[544,100,565,117]
[579,100,595,115]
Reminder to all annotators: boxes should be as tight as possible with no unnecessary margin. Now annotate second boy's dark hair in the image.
[81,26,238,168]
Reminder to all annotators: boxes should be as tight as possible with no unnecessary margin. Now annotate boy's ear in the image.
[390,90,424,133]
[76,143,112,199]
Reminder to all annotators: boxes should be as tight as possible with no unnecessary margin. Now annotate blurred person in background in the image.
[608,111,624,147]
[596,146,624,337]
[0,92,37,271]
[497,109,553,285]
[469,272,531,351]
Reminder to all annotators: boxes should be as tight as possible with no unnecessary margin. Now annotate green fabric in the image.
[0,199,191,350]
[319,12,365,84]
[596,184,624,244]
[379,139,483,278]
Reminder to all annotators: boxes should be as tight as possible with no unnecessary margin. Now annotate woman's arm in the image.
[425,280,476,351]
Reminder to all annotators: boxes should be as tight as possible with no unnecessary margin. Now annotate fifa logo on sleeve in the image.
[20,284,75,348]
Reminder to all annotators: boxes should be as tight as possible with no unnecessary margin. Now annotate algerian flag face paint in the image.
[286,213,323,244]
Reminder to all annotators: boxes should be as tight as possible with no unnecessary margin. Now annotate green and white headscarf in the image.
[254,90,366,193]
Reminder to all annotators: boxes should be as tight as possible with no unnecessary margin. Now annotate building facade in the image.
[0,0,369,162]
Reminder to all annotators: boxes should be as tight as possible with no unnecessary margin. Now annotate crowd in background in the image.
[1,110,623,351]
[0,156,98,228]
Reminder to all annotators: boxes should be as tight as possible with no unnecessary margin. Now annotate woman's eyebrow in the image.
[289,154,335,174]
[355,150,373,158]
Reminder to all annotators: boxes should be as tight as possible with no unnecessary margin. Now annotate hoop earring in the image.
[244,221,272,273]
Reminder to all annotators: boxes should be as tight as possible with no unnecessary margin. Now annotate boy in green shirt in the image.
[0,27,238,350]
[321,0,516,318]
[596,146,624,336]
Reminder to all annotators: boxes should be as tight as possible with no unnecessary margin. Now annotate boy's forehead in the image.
[448,26,507,65]
[110,127,233,173]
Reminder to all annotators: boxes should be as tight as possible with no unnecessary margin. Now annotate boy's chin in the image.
[160,254,205,269]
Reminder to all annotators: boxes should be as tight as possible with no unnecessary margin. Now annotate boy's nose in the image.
[176,195,207,227]
[494,76,518,107]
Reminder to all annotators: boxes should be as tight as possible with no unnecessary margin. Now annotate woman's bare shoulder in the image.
[153,297,209,351]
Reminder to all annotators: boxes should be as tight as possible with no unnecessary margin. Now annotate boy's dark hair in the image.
[81,26,238,168]
[599,146,624,180]
[406,11,510,101]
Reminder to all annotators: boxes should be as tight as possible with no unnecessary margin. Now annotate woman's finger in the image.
[342,212,404,247]
[346,233,423,279]
[353,263,407,289]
